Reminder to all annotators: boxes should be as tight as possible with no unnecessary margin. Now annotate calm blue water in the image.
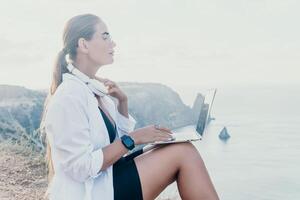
[158,84,300,200]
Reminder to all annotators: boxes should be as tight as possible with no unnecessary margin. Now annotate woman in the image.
[42,14,219,200]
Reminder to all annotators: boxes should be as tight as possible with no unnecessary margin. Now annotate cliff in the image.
[118,82,203,129]
[0,83,204,149]
[0,85,46,146]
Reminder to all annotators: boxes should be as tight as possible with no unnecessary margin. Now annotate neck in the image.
[72,59,100,79]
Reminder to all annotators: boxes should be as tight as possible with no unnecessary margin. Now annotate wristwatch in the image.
[120,135,135,150]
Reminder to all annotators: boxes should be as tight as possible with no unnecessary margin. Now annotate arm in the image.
[100,139,129,170]
[117,98,129,118]
[45,94,104,182]
[100,78,129,119]
[99,98,135,170]
[46,93,171,182]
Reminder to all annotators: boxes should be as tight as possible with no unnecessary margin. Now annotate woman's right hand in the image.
[129,125,174,145]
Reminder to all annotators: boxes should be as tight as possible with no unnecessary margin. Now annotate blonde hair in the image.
[40,14,102,189]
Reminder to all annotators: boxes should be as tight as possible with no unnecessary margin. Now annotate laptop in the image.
[147,88,217,145]
[123,89,217,157]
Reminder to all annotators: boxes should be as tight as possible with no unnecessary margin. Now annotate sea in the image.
[157,84,300,200]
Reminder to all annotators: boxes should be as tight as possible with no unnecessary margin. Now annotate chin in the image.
[100,60,114,66]
[108,57,114,64]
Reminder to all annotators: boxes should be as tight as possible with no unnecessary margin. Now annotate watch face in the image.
[124,137,134,146]
[122,135,134,150]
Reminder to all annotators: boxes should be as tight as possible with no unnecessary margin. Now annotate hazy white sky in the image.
[0,0,299,90]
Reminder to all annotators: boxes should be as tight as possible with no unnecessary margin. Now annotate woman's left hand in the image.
[95,76,127,102]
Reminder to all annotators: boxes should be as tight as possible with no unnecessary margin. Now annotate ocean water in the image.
[158,84,300,200]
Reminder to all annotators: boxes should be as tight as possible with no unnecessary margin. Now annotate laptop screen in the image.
[196,89,217,136]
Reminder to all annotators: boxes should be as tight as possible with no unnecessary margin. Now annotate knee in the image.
[171,142,201,161]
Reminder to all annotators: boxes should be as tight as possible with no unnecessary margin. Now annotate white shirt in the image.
[44,73,136,200]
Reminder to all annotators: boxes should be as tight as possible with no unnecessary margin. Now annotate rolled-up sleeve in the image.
[45,94,104,182]
[115,109,136,137]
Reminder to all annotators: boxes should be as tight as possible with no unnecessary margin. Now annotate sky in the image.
[0,0,299,91]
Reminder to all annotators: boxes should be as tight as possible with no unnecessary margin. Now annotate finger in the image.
[104,81,113,86]
[156,136,175,142]
[108,87,119,94]
[152,125,172,133]
[153,128,172,136]
[155,126,173,134]
[151,136,161,142]
[106,84,117,91]
[104,80,117,87]
[156,132,174,139]
[104,82,113,87]
[152,136,165,142]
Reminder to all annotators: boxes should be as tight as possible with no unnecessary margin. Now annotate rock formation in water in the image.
[219,126,230,141]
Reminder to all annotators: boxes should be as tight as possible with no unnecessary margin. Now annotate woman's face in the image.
[86,22,116,66]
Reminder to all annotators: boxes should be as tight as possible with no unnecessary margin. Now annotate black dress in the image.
[99,107,143,200]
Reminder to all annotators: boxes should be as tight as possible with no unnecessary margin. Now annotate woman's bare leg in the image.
[134,142,219,200]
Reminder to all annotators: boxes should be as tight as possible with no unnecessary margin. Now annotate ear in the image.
[77,38,89,54]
